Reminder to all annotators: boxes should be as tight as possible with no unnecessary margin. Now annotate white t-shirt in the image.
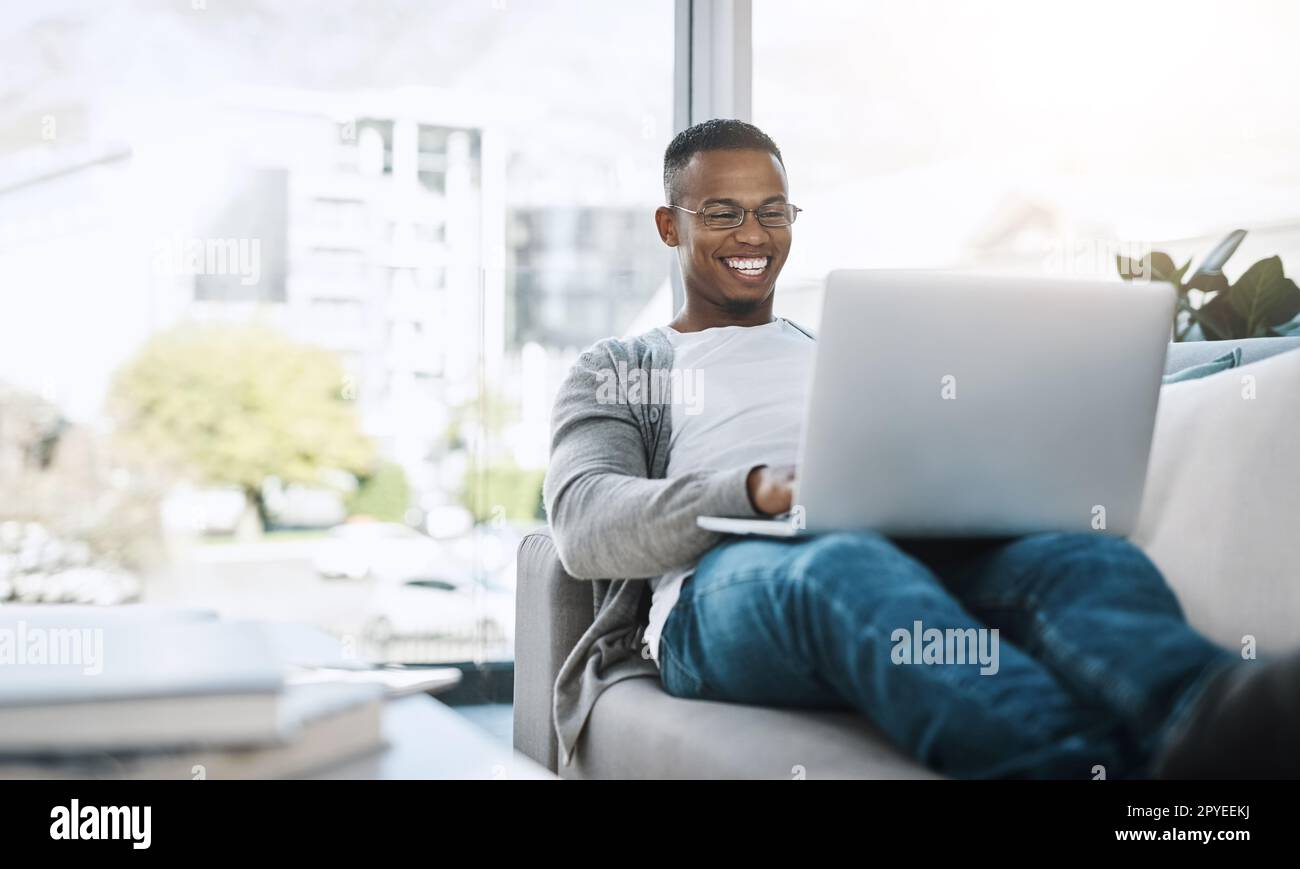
[642,317,816,665]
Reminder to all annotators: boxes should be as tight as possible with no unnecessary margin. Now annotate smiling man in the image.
[542,118,1300,779]
[657,143,794,329]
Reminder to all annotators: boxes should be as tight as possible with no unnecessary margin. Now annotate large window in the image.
[754,0,1300,328]
[11,0,1297,670]
[0,0,673,665]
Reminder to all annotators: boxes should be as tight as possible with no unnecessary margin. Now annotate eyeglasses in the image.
[667,202,802,229]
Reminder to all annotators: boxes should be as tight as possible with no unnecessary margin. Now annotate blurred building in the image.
[0,86,507,508]
[506,205,665,350]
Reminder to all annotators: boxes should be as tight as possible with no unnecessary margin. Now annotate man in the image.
[543,118,1299,778]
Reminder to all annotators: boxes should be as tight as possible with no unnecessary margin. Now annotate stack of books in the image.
[0,607,387,779]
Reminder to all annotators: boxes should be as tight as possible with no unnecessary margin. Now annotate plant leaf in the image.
[1187,270,1230,293]
[1193,291,1246,340]
[1186,229,1247,294]
[1117,251,1181,284]
[1230,256,1300,337]
[1196,229,1248,275]
[1148,251,1180,283]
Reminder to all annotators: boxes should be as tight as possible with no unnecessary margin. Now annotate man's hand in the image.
[746,464,796,516]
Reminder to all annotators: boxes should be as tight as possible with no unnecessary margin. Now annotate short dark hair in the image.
[662,118,784,204]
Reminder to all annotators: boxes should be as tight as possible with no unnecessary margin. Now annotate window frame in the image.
[671,0,753,313]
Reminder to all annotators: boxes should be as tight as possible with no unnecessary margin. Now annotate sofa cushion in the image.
[1162,347,1241,384]
[1162,335,1300,374]
[1134,345,1300,654]
[566,677,935,780]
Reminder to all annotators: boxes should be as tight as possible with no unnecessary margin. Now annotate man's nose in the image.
[734,212,771,244]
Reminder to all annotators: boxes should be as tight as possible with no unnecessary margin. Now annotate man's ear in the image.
[654,206,678,247]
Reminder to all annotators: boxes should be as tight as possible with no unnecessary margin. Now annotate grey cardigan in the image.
[542,318,815,766]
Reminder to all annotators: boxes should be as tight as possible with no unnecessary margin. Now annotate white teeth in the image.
[725,256,768,271]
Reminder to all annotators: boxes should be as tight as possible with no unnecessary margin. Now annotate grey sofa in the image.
[513,337,1300,779]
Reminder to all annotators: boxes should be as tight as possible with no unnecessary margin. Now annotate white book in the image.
[0,682,386,780]
[0,617,284,752]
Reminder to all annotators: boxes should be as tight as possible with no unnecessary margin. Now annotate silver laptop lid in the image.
[794,270,1175,537]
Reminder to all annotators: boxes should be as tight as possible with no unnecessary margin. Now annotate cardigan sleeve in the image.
[542,339,762,580]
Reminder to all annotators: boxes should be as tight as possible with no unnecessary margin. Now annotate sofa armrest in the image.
[512,529,595,772]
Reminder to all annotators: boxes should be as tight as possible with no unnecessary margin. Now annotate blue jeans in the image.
[656,531,1235,779]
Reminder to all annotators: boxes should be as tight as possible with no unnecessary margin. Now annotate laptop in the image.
[697,269,1175,539]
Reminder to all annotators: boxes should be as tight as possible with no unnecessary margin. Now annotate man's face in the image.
[656,148,791,314]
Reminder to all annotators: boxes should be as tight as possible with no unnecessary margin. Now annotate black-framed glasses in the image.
[668,202,802,229]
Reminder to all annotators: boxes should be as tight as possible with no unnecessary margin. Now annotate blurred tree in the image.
[347,460,411,522]
[443,386,518,452]
[108,322,375,533]
[460,460,546,524]
[444,385,545,524]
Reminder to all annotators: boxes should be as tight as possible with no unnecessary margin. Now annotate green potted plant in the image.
[1117,229,1300,341]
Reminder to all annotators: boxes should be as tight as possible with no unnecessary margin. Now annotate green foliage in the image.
[1117,231,1300,341]
[108,322,375,495]
[443,387,519,450]
[444,384,544,523]
[347,460,411,522]
[1229,256,1300,338]
[459,461,545,523]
